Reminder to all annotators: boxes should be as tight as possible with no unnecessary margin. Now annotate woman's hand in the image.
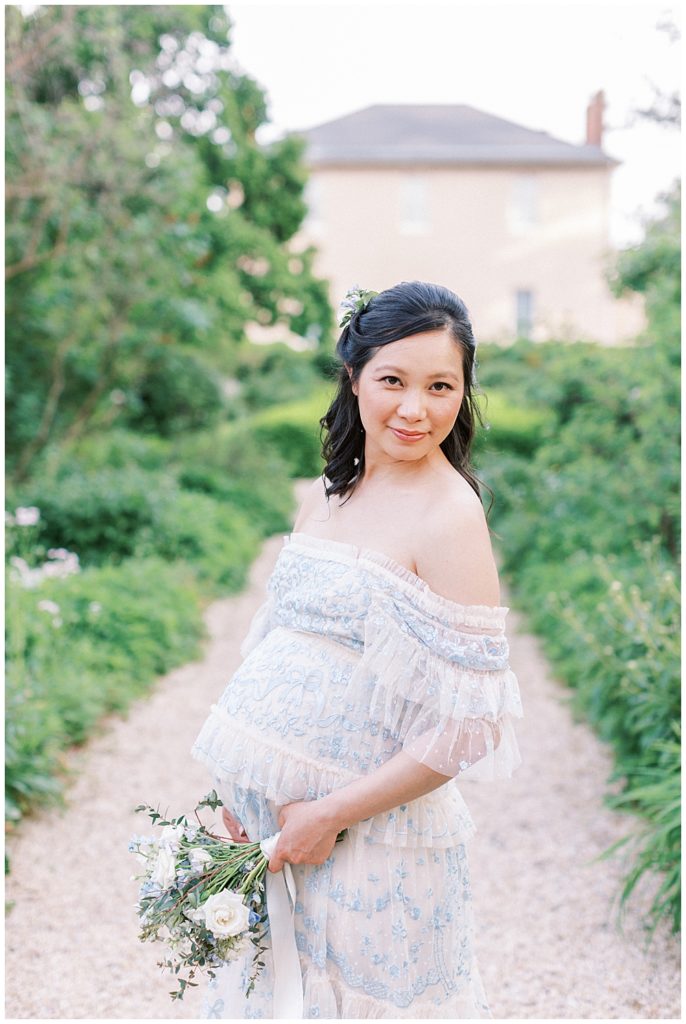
[267,800,340,873]
[221,807,250,843]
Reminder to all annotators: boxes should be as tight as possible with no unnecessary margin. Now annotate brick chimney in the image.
[586,90,605,147]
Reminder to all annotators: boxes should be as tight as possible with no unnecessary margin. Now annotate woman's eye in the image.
[431,382,453,392]
[381,376,401,385]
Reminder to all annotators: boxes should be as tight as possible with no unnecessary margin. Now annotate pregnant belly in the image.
[211,628,401,778]
[220,628,359,728]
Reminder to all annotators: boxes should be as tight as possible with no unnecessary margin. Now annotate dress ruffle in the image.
[287,531,510,631]
[352,593,523,780]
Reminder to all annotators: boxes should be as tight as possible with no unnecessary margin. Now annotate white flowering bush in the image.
[130,791,269,1000]
[5,507,81,590]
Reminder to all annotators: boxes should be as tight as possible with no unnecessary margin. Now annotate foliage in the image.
[49,429,174,474]
[137,490,260,592]
[13,464,265,591]
[230,342,328,415]
[124,345,226,436]
[15,467,171,564]
[174,426,295,536]
[231,388,336,478]
[6,558,205,822]
[473,388,554,458]
[476,184,681,935]
[5,419,298,828]
[598,726,681,936]
[5,4,333,478]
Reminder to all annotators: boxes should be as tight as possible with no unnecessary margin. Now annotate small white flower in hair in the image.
[338,285,379,329]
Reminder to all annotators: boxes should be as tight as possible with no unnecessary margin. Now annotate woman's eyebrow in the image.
[374,364,462,381]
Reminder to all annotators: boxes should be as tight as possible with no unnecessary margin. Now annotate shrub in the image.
[125,346,225,436]
[17,467,171,564]
[599,725,681,936]
[53,429,173,474]
[136,490,260,592]
[477,327,680,935]
[232,342,327,413]
[474,388,554,459]
[231,387,334,478]
[14,466,263,588]
[174,426,295,536]
[5,557,205,822]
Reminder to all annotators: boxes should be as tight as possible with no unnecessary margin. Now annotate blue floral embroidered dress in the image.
[191,531,523,1019]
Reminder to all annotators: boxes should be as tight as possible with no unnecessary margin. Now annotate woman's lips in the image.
[390,427,427,441]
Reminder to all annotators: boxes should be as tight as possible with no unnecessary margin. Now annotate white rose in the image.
[184,904,206,924]
[202,891,250,938]
[159,824,185,851]
[188,847,213,875]
[150,845,177,890]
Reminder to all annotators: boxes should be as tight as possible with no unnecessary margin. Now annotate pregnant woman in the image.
[191,280,523,1018]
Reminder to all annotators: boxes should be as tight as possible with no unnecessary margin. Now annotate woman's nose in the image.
[397,390,426,420]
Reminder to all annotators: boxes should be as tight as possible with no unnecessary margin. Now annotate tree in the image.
[5,5,332,477]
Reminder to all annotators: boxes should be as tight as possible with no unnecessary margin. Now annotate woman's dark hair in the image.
[319,280,491,512]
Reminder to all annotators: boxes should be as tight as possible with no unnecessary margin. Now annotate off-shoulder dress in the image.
[191,531,523,1019]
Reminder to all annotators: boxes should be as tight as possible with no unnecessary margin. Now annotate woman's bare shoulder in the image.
[292,475,329,532]
[414,477,500,607]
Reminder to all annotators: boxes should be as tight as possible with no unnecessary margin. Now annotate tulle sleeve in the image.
[350,593,523,781]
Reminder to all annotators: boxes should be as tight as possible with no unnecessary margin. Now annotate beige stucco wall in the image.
[291,164,644,345]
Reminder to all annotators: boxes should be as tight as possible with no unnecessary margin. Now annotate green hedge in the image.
[477,334,680,936]
[474,388,554,458]
[15,469,262,590]
[173,424,296,536]
[6,557,205,822]
[137,490,261,591]
[231,341,329,415]
[229,388,335,478]
[17,467,170,565]
[6,425,297,828]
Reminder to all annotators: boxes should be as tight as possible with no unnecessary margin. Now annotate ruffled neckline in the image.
[285,531,509,629]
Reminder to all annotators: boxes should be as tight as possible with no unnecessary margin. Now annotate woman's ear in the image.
[345,364,358,397]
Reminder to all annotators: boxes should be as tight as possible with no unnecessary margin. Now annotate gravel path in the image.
[5,496,681,1020]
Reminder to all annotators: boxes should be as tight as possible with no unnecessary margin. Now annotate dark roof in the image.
[294,104,617,167]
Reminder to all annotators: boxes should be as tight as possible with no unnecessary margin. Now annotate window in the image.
[303,179,323,233]
[508,175,538,233]
[399,177,429,234]
[516,290,534,338]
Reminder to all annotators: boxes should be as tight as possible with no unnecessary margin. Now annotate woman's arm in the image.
[267,751,450,872]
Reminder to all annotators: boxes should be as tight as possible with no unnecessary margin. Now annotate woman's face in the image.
[349,328,466,467]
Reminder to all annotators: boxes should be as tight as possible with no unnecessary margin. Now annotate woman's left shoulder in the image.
[414,477,500,607]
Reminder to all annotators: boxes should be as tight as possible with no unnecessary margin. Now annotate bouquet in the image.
[129,790,270,1001]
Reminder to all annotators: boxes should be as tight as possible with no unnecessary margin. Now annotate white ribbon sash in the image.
[259,831,304,1019]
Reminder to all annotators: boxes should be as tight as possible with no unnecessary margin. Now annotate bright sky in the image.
[225,0,681,245]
